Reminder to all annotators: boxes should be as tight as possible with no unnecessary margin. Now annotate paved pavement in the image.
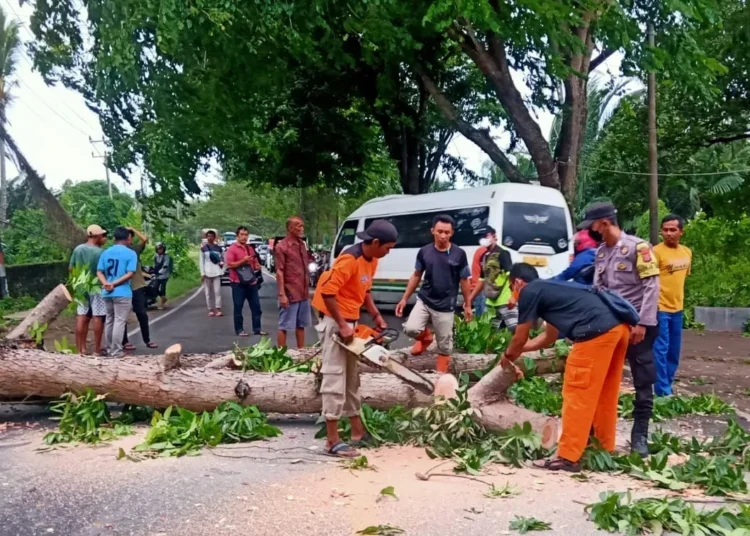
[126,272,409,355]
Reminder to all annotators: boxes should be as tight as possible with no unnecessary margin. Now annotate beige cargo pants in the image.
[403,299,455,354]
[316,315,361,421]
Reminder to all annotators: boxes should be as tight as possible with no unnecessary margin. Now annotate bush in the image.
[683,213,750,309]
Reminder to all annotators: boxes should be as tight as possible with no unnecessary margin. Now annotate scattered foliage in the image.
[342,455,376,472]
[28,320,48,346]
[619,392,734,421]
[134,402,281,457]
[454,313,512,354]
[509,516,552,533]
[43,390,132,445]
[508,377,563,416]
[118,405,155,425]
[586,492,750,536]
[356,526,405,536]
[233,338,312,373]
[378,486,398,501]
[53,337,75,354]
[484,482,519,499]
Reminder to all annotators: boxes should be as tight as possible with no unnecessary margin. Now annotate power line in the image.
[577,164,750,177]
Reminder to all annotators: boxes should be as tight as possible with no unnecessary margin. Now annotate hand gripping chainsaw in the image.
[335,325,435,395]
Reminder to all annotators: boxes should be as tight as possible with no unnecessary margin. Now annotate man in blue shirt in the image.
[97,227,138,357]
[396,214,473,373]
[552,230,600,286]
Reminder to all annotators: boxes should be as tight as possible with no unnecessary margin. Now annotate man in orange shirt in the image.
[312,220,398,457]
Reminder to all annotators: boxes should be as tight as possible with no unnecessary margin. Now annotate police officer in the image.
[578,202,660,457]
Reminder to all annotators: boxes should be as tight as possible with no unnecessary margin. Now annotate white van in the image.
[332,183,574,305]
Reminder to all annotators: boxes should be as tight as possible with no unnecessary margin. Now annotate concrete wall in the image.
[694,307,750,332]
[5,261,68,299]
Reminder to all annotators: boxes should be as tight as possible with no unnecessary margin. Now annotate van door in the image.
[500,201,571,277]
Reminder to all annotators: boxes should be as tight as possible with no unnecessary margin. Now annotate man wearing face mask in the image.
[467,226,516,332]
[579,201,660,457]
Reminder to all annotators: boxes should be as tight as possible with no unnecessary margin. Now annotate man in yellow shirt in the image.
[653,214,692,397]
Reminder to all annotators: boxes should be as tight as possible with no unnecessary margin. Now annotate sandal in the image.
[533,457,581,472]
[215,311,224,317]
[123,343,136,351]
[350,433,374,448]
[146,342,158,349]
[254,331,269,336]
[208,311,215,317]
[327,441,360,458]
[237,331,249,337]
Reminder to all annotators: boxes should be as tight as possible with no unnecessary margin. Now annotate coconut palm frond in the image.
[709,173,744,195]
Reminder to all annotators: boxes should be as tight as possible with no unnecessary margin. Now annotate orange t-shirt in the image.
[312,243,378,321]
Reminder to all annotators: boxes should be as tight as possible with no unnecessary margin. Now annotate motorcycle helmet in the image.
[156,242,166,252]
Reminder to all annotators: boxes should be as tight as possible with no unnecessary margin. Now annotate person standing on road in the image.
[97,227,138,358]
[225,226,267,337]
[122,227,158,351]
[653,215,692,397]
[470,241,487,317]
[501,263,632,472]
[153,242,172,310]
[312,220,397,458]
[467,226,516,332]
[275,216,312,348]
[580,201,660,457]
[69,224,108,354]
[396,214,473,373]
[200,230,225,317]
[552,230,600,286]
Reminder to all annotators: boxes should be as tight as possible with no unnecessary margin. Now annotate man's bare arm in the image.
[504,321,533,361]
[522,323,559,353]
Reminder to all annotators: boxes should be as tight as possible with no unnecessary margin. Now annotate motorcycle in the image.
[142,266,160,309]
[308,258,320,288]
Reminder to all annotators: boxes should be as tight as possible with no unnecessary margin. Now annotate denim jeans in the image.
[231,282,262,334]
[653,311,684,396]
[472,292,486,317]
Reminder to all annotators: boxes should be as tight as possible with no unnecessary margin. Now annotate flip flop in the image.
[327,441,360,458]
[215,311,224,317]
[123,343,136,351]
[237,332,249,337]
[146,342,158,349]
[533,457,581,472]
[350,433,374,447]
[208,311,216,317]
[254,331,269,336]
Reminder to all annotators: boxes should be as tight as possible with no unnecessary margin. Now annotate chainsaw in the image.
[335,325,435,396]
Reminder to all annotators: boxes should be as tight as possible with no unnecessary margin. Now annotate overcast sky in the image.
[5,1,620,195]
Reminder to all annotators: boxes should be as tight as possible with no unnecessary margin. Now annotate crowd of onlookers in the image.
[69,225,172,357]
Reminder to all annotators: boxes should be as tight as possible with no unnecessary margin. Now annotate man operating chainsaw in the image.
[312,219,398,458]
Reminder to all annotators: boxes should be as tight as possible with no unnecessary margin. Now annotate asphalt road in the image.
[126,272,409,355]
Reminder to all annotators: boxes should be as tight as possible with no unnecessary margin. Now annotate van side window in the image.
[334,220,359,257]
[365,207,489,248]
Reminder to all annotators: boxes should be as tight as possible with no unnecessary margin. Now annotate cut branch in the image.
[6,284,72,341]
[589,48,615,72]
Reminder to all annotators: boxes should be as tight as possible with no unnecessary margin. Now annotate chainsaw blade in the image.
[359,345,434,396]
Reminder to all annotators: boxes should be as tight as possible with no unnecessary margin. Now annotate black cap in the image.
[357,219,398,244]
[577,201,617,230]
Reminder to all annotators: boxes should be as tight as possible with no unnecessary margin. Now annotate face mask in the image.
[479,237,492,248]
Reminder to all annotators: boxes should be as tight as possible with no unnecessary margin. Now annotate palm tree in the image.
[0,8,20,228]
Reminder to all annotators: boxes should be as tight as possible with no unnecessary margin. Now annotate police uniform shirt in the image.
[593,233,660,326]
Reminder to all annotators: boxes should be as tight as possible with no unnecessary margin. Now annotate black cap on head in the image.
[577,201,618,230]
[357,219,398,244]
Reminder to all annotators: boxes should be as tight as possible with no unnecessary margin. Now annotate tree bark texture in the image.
[6,284,72,341]
[0,348,564,445]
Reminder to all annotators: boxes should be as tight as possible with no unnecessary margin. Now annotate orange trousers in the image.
[558,324,630,463]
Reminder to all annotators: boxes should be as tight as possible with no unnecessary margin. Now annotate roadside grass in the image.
[165,247,201,301]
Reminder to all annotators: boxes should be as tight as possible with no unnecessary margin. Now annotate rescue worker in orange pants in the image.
[501,263,633,472]
[396,214,473,373]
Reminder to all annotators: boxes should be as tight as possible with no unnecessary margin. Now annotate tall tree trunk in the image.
[0,135,6,227]
[647,23,659,245]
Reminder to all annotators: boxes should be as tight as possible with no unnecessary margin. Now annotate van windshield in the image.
[364,207,489,249]
[501,202,569,254]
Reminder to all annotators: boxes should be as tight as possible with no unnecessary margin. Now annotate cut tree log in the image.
[6,284,72,341]
[0,347,564,447]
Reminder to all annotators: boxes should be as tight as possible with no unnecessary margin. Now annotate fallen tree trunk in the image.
[206,347,567,375]
[6,284,72,341]
[0,346,563,447]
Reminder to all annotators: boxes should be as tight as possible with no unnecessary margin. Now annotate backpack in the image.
[543,279,640,326]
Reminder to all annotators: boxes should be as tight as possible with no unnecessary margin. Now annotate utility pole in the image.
[647,22,659,245]
[89,137,113,198]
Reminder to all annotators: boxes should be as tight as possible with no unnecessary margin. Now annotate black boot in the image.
[630,419,649,458]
